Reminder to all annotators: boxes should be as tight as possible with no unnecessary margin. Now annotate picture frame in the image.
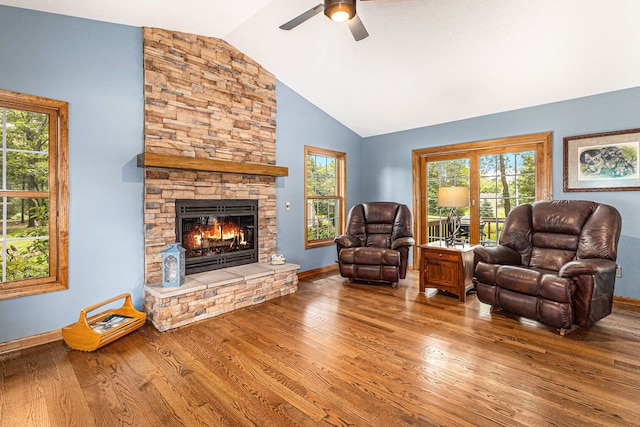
[563,128,640,192]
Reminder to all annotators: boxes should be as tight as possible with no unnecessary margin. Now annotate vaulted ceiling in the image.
[2,0,640,137]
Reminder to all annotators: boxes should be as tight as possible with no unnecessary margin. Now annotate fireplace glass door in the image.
[176,199,258,274]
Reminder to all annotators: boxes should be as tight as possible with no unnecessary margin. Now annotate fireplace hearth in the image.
[175,199,258,274]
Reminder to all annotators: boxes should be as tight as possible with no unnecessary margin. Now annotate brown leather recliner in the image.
[473,200,621,335]
[335,202,415,286]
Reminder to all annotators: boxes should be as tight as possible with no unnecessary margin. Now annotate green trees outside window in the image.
[427,158,470,218]
[478,151,535,243]
[425,151,536,245]
[1,108,50,282]
[479,151,535,218]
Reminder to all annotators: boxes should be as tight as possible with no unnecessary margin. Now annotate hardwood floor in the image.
[2,270,640,426]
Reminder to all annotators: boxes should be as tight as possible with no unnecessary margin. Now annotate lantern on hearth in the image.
[161,243,185,287]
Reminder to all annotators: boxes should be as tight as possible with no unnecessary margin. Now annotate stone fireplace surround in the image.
[140,27,298,331]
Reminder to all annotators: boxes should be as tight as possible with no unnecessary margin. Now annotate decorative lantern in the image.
[161,243,185,287]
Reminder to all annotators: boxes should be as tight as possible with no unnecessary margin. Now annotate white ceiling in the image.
[2,0,640,137]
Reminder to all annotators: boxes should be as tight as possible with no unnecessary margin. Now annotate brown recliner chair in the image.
[334,202,415,286]
[473,200,621,335]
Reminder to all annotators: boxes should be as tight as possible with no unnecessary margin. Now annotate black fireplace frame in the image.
[175,199,258,274]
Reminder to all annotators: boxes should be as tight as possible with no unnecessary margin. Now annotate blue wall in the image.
[275,82,363,272]
[363,87,640,298]
[0,6,362,342]
[1,5,638,343]
[0,6,145,342]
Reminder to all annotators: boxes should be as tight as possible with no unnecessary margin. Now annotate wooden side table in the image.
[419,242,476,302]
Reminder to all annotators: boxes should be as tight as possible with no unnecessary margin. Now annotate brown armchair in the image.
[473,200,621,335]
[335,202,415,286]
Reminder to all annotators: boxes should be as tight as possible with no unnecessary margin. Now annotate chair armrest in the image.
[334,234,361,248]
[473,245,521,265]
[559,258,618,278]
[391,237,415,250]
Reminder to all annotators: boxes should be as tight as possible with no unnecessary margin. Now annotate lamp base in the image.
[445,236,466,248]
[445,207,464,247]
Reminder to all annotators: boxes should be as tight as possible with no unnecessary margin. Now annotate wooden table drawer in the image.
[423,250,458,262]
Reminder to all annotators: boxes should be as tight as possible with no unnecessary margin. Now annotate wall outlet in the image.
[616,265,622,278]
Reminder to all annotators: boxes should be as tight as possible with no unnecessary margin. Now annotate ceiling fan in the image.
[279,0,403,42]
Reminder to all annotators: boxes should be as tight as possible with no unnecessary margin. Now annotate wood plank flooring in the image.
[2,270,640,426]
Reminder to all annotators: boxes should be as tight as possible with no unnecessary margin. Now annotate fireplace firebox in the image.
[175,199,258,274]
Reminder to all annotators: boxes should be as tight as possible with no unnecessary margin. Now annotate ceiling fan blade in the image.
[279,4,323,30]
[347,15,369,41]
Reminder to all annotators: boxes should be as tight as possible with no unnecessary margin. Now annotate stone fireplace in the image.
[140,27,298,331]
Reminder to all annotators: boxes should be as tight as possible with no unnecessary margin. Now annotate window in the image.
[413,132,552,262]
[0,89,68,300]
[304,146,346,249]
[426,158,470,243]
[477,150,537,243]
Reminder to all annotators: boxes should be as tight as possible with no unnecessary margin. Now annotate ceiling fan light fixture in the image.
[324,0,356,23]
[330,10,350,23]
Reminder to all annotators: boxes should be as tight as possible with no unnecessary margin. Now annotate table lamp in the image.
[437,186,469,247]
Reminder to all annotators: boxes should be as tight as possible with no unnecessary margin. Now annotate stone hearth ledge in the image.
[144,262,300,331]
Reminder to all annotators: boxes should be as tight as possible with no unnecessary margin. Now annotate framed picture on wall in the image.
[563,128,640,192]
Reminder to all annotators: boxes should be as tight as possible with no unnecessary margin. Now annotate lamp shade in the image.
[437,186,469,208]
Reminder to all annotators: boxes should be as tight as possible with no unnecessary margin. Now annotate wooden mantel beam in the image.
[136,153,288,177]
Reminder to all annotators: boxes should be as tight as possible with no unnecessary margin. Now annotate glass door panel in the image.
[478,151,535,245]
[426,159,470,244]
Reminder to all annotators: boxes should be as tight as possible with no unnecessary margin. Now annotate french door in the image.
[412,132,552,267]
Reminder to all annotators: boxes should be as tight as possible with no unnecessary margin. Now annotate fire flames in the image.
[185,218,247,257]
